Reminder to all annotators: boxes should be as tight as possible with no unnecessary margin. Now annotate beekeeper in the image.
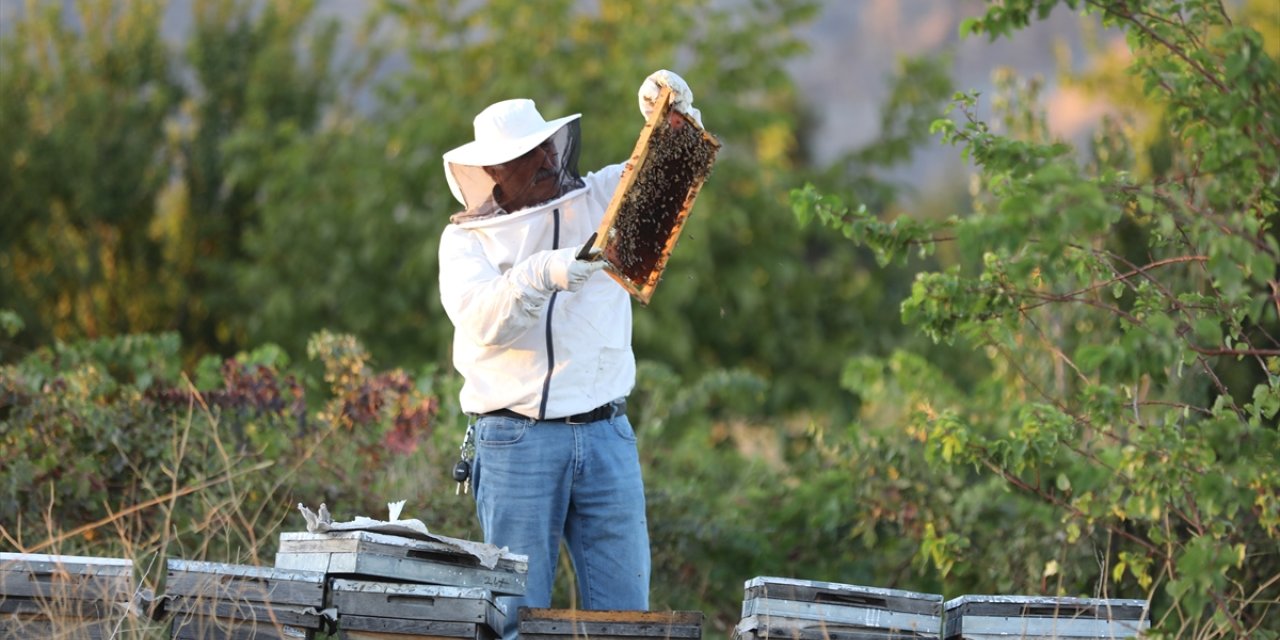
[438,70,702,637]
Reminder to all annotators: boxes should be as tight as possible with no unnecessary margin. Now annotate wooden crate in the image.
[0,552,143,639]
[736,577,942,640]
[274,531,527,596]
[942,595,1149,640]
[330,579,503,640]
[164,560,327,639]
[588,84,721,305]
[517,607,703,640]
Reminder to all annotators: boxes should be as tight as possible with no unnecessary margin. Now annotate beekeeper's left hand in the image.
[639,69,703,127]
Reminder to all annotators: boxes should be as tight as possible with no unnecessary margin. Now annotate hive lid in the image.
[943,594,1149,619]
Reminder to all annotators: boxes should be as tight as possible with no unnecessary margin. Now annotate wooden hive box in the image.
[517,607,703,640]
[0,552,142,639]
[164,559,327,640]
[329,579,503,640]
[735,576,942,640]
[942,595,1149,640]
[273,531,527,597]
[588,84,721,305]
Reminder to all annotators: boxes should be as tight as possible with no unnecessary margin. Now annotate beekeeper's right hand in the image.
[525,246,606,294]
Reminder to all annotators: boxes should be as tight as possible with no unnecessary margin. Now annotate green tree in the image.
[794,0,1279,635]
[0,0,345,360]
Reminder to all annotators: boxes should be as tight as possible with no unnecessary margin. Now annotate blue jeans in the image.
[472,412,650,640]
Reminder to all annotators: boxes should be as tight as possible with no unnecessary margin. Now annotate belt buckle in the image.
[565,411,591,425]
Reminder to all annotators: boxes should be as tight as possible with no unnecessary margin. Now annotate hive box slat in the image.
[517,608,703,640]
[734,614,936,640]
[166,598,323,629]
[943,595,1149,640]
[337,613,494,638]
[0,615,117,639]
[166,559,325,608]
[275,531,526,596]
[0,552,134,602]
[0,596,123,617]
[170,611,313,639]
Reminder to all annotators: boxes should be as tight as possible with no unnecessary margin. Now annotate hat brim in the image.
[443,113,581,168]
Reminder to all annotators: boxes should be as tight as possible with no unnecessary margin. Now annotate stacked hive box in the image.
[164,560,327,639]
[274,530,527,639]
[735,576,942,640]
[942,595,1149,640]
[0,553,142,639]
[329,580,504,640]
[517,608,703,640]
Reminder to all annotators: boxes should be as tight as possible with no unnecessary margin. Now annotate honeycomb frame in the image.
[589,85,721,304]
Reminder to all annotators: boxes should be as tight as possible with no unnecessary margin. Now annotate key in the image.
[452,459,471,496]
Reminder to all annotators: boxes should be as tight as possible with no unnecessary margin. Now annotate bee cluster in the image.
[604,112,718,289]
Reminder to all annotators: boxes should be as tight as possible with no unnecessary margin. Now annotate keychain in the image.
[453,422,476,495]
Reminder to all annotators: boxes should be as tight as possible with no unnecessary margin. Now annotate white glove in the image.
[543,246,607,293]
[639,69,703,127]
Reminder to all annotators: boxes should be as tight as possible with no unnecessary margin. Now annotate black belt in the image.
[483,400,625,424]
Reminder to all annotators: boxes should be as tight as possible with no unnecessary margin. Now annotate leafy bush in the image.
[793,0,1280,636]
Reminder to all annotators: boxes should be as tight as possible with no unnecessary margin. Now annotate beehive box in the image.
[942,595,1149,640]
[736,576,942,640]
[589,84,720,304]
[164,559,327,639]
[517,608,703,640]
[274,531,527,596]
[0,553,141,640]
[330,579,503,640]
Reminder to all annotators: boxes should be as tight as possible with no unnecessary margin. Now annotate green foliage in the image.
[795,0,1280,635]
[0,330,465,565]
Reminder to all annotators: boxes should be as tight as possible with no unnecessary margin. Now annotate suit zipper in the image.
[537,208,561,420]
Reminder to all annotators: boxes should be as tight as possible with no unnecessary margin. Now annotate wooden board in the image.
[0,553,134,603]
[942,595,1149,640]
[329,579,503,633]
[589,85,720,304]
[275,531,526,596]
[165,559,325,608]
[517,608,703,640]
